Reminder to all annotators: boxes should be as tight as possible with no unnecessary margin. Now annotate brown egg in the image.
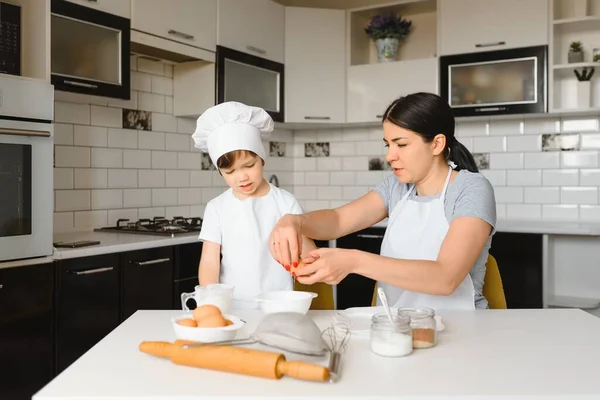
[197,315,227,328]
[192,304,222,322]
[177,318,198,327]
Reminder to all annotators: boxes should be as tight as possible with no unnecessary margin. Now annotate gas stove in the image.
[95,217,202,237]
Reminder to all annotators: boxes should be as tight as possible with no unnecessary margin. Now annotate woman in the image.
[269,92,496,310]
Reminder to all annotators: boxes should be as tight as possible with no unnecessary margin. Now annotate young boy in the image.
[192,101,316,309]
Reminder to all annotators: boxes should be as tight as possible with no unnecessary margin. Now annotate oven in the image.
[0,75,54,262]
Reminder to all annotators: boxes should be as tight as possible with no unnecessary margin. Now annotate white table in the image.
[33,309,600,399]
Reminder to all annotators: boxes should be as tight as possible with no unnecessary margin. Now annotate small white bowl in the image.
[171,314,245,343]
[255,291,318,314]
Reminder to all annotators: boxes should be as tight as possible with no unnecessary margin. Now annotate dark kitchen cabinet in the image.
[174,242,202,310]
[56,254,120,374]
[0,263,54,400]
[120,246,174,321]
[489,232,544,308]
[335,227,384,309]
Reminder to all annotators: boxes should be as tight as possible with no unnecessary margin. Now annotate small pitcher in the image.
[180,283,234,314]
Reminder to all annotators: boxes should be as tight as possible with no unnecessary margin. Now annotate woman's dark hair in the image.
[381,92,478,172]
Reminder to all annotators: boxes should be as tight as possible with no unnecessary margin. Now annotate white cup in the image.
[180,283,234,314]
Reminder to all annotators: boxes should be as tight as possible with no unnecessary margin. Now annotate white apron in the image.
[219,187,293,309]
[377,167,476,311]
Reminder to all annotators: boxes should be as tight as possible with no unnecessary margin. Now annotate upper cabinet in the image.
[285,7,346,124]
[346,0,438,124]
[217,0,285,63]
[347,58,438,123]
[63,0,130,18]
[439,0,549,56]
[131,0,217,51]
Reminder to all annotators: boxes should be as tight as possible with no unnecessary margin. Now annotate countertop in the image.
[0,230,201,270]
[33,308,600,399]
[52,231,201,260]
[2,218,600,270]
[373,218,600,235]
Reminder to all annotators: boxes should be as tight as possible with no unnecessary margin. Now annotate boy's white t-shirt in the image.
[198,183,303,305]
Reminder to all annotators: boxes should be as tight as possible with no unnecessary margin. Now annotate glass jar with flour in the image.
[369,313,413,357]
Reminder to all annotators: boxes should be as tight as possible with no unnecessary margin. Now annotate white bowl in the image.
[255,291,318,314]
[171,314,245,343]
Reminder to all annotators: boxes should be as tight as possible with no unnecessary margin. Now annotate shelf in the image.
[554,16,600,25]
[554,62,599,69]
[348,0,437,67]
[553,0,600,20]
[553,62,599,77]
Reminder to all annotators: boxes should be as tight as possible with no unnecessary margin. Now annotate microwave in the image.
[216,45,284,122]
[50,0,130,99]
[0,1,21,76]
[439,45,548,117]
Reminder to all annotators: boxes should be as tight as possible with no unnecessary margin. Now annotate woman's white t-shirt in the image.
[198,183,303,303]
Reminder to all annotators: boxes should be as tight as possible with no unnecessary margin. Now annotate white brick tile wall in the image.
[108,169,138,188]
[123,150,151,169]
[91,148,122,168]
[74,126,108,147]
[54,123,74,145]
[108,128,138,149]
[74,168,108,189]
[138,131,166,150]
[53,60,600,231]
[91,106,121,128]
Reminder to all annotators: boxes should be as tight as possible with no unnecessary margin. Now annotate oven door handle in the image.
[1,127,51,137]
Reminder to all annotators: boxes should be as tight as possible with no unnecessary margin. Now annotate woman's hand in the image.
[295,248,356,285]
[269,214,303,270]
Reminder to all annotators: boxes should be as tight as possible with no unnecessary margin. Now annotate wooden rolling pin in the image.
[139,341,329,382]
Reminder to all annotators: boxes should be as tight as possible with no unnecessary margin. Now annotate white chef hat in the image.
[191,101,274,167]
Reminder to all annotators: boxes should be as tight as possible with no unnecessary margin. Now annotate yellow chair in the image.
[483,254,507,309]
[369,254,506,309]
[294,280,335,310]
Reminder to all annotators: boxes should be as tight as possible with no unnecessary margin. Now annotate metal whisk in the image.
[321,322,351,383]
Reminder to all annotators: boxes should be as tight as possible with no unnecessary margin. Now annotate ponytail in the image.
[449,138,479,173]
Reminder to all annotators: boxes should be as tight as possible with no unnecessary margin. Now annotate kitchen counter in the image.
[52,231,201,260]
[372,218,600,236]
[33,308,600,399]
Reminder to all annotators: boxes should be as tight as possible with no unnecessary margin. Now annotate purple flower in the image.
[365,12,412,40]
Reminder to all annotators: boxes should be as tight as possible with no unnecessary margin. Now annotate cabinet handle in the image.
[168,29,194,41]
[357,234,384,239]
[132,258,171,266]
[64,80,98,89]
[246,45,266,55]
[304,116,331,120]
[376,115,383,119]
[0,284,3,289]
[475,41,506,48]
[69,267,114,275]
[87,0,98,2]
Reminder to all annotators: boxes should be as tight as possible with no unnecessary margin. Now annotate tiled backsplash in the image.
[52,57,293,233]
[52,58,600,232]
[290,117,600,222]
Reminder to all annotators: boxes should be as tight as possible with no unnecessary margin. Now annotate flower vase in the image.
[578,80,592,108]
[376,38,400,63]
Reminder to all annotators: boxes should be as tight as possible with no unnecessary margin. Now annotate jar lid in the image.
[397,307,435,319]
[372,312,411,327]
